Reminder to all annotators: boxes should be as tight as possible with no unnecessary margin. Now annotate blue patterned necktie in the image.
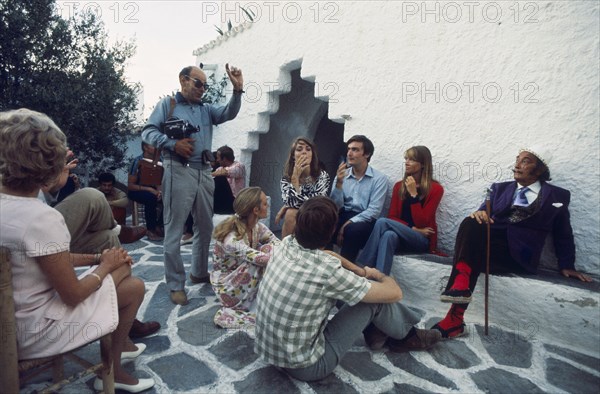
[514,187,530,207]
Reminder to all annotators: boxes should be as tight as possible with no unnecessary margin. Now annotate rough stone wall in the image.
[198,1,599,274]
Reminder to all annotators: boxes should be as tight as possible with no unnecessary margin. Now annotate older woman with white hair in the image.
[0,109,154,392]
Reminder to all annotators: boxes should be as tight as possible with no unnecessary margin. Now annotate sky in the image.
[56,1,223,119]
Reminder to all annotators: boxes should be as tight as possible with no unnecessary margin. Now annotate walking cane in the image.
[484,188,492,336]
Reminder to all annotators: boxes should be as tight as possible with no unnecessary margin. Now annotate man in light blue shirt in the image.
[330,135,388,261]
[142,64,244,305]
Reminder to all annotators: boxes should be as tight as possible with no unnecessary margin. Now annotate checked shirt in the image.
[255,236,370,368]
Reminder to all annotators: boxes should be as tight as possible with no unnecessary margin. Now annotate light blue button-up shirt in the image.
[330,165,388,223]
[142,91,241,167]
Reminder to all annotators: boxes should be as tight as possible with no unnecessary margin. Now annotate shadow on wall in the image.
[249,68,345,230]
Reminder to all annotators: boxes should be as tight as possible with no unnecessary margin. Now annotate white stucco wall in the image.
[197,1,599,274]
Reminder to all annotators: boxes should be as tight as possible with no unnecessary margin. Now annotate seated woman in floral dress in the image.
[275,137,330,238]
[357,145,444,275]
[211,187,280,328]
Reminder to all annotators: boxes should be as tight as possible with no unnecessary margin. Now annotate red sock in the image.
[437,304,466,331]
[451,261,472,290]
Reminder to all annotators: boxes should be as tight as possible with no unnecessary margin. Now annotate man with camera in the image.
[142,64,244,305]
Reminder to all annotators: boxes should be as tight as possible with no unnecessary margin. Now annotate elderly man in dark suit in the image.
[432,147,592,339]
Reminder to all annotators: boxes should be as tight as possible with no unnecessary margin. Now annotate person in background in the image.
[55,172,81,203]
[357,146,444,274]
[211,187,279,328]
[275,137,330,238]
[128,142,164,241]
[98,172,129,225]
[212,145,246,197]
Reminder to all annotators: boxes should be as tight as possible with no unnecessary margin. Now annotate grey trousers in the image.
[283,301,421,381]
[54,188,120,253]
[162,160,214,291]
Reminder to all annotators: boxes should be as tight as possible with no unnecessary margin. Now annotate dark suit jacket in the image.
[478,181,575,273]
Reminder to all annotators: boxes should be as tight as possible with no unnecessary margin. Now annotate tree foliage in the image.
[202,73,229,105]
[0,0,139,176]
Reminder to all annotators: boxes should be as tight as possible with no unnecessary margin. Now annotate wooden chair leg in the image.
[100,335,115,394]
[0,247,19,393]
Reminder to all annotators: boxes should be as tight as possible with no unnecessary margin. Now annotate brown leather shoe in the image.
[129,319,161,339]
[119,225,147,244]
[146,230,163,242]
[386,328,442,352]
[190,273,211,284]
[170,290,189,305]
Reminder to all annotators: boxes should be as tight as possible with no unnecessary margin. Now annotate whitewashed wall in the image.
[196,1,599,274]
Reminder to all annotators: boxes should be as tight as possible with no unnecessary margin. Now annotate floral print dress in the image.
[211,222,280,328]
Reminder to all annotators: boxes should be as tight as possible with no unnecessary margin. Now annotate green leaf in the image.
[239,6,255,21]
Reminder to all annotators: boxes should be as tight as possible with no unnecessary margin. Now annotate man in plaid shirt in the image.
[255,196,441,381]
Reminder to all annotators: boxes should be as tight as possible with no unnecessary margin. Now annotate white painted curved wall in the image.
[197,1,599,274]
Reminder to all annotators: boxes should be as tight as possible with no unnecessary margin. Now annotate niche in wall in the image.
[249,68,345,230]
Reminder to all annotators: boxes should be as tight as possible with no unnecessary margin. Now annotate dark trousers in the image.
[185,176,234,234]
[128,190,162,231]
[445,217,528,296]
[213,176,235,215]
[331,210,376,262]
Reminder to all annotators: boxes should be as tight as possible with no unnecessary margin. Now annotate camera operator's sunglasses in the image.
[186,75,209,90]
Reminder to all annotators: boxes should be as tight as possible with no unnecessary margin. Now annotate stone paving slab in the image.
[20,238,600,393]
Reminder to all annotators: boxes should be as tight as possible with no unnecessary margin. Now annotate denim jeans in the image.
[357,218,429,274]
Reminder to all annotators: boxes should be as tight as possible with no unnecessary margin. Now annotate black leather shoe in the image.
[431,322,467,339]
[440,288,472,303]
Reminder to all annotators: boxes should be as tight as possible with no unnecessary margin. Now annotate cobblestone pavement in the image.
[22,237,600,394]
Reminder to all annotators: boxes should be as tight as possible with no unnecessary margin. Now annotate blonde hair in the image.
[213,187,263,242]
[0,109,67,193]
[399,145,435,200]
